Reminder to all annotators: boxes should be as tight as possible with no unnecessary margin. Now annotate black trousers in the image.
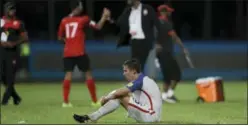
[131,39,151,71]
[157,50,181,84]
[19,56,29,72]
[0,50,21,104]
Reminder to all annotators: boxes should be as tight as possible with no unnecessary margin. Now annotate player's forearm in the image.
[14,34,28,45]
[106,88,129,100]
[95,17,107,30]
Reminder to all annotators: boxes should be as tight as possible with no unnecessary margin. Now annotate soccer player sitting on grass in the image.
[57,1,111,107]
[73,59,163,123]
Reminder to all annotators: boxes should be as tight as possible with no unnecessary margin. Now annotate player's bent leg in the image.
[119,95,130,110]
[73,99,121,123]
[126,96,159,122]
[73,90,122,123]
[62,72,73,107]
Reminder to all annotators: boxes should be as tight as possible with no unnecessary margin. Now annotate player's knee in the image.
[119,96,130,109]
[65,72,72,80]
[108,90,117,96]
[85,71,93,80]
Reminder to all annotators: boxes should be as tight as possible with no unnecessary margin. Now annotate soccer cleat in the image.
[13,98,22,105]
[91,101,101,107]
[163,96,179,104]
[73,114,91,123]
[62,102,73,108]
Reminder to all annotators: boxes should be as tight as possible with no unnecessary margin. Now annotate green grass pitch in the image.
[1,81,247,124]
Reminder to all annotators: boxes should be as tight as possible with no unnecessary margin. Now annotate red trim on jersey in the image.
[159,15,168,22]
[128,90,155,115]
[141,90,154,110]
[157,5,174,12]
[128,103,155,115]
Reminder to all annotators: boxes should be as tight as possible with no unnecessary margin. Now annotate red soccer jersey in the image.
[58,15,98,57]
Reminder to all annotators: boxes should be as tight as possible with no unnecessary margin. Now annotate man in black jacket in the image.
[116,0,161,72]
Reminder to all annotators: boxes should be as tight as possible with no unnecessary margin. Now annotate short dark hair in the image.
[70,0,83,10]
[123,59,141,73]
[4,1,16,12]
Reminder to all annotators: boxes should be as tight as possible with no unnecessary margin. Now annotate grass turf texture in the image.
[1,81,247,124]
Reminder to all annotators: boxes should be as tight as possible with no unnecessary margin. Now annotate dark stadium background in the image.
[0,0,247,81]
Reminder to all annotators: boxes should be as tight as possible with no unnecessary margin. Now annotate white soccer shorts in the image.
[127,97,159,122]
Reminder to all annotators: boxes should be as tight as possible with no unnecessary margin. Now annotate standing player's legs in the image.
[157,51,181,103]
[1,54,21,105]
[62,57,76,107]
[157,51,171,92]
[169,61,181,90]
[1,70,21,105]
[0,53,3,85]
[131,40,151,72]
[76,55,98,105]
[166,61,181,101]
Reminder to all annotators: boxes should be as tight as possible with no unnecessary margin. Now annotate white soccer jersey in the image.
[126,74,162,122]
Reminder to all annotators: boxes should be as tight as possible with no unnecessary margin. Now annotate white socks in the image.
[89,99,120,121]
[162,88,174,99]
[167,89,174,97]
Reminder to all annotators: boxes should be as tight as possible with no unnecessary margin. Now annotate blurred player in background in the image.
[73,59,162,123]
[156,4,189,103]
[0,2,28,105]
[57,1,111,107]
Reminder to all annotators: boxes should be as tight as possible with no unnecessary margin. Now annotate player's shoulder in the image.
[1,16,23,23]
[63,15,90,23]
[81,15,91,22]
[60,16,69,23]
[143,76,157,84]
[12,17,25,27]
[13,17,22,22]
[143,76,153,81]
[81,15,90,19]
